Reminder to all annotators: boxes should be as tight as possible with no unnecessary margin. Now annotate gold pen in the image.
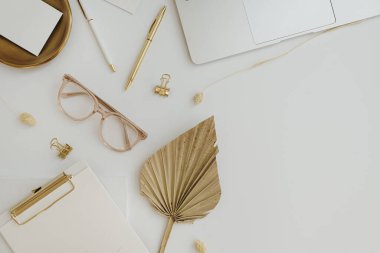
[125,6,167,91]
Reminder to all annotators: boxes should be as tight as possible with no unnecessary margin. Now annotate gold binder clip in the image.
[50,138,73,159]
[154,74,171,97]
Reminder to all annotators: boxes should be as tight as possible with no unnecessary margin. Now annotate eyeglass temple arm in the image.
[61,76,117,113]
[60,92,87,98]
[60,92,118,114]
[123,127,131,149]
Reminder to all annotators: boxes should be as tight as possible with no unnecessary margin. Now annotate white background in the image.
[1,0,380,252]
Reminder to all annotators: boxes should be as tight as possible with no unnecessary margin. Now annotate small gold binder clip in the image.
[154,74,171,97]
[50,138,73,159]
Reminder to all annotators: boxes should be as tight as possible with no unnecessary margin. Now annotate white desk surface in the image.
[1,0,380,252]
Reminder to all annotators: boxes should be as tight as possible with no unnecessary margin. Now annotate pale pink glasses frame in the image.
[58,74,148,152]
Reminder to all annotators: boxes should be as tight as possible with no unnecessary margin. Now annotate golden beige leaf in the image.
[140,116,221,253]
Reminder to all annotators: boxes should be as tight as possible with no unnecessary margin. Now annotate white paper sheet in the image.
[0,0,62,56]
[104,0,141,14]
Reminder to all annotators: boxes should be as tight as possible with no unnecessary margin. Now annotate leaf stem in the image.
[159,217,175,253]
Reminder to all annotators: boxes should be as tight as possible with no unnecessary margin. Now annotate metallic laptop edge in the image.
[175,0,380,64]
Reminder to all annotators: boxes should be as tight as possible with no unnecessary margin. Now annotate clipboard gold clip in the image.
[10,173,75,225]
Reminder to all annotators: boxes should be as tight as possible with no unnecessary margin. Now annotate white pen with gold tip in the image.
[78,0,116,72]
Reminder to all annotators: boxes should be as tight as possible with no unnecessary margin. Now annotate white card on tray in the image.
[104,0,141,14]
[0,0,62,56]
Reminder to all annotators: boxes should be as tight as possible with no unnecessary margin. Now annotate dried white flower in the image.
[193,93,204,105]
[195,240,206,253]
[19,112,36,126]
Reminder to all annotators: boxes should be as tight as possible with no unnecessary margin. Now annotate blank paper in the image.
[0,0,62,56]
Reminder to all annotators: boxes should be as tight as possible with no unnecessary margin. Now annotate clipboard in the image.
[0,161,149,253]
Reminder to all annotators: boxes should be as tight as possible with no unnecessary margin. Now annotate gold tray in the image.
[0,0,72,68]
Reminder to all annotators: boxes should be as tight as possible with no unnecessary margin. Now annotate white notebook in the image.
[0,162,149,253]
[0,0,62,56]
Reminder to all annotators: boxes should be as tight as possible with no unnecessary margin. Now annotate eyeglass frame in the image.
[58,74,148,152]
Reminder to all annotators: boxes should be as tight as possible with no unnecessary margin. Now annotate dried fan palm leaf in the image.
[140,116,221,253]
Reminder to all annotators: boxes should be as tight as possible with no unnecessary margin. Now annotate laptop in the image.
[175,0,380,64]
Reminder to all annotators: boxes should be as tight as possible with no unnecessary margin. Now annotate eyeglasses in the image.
[58,74,147,152]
